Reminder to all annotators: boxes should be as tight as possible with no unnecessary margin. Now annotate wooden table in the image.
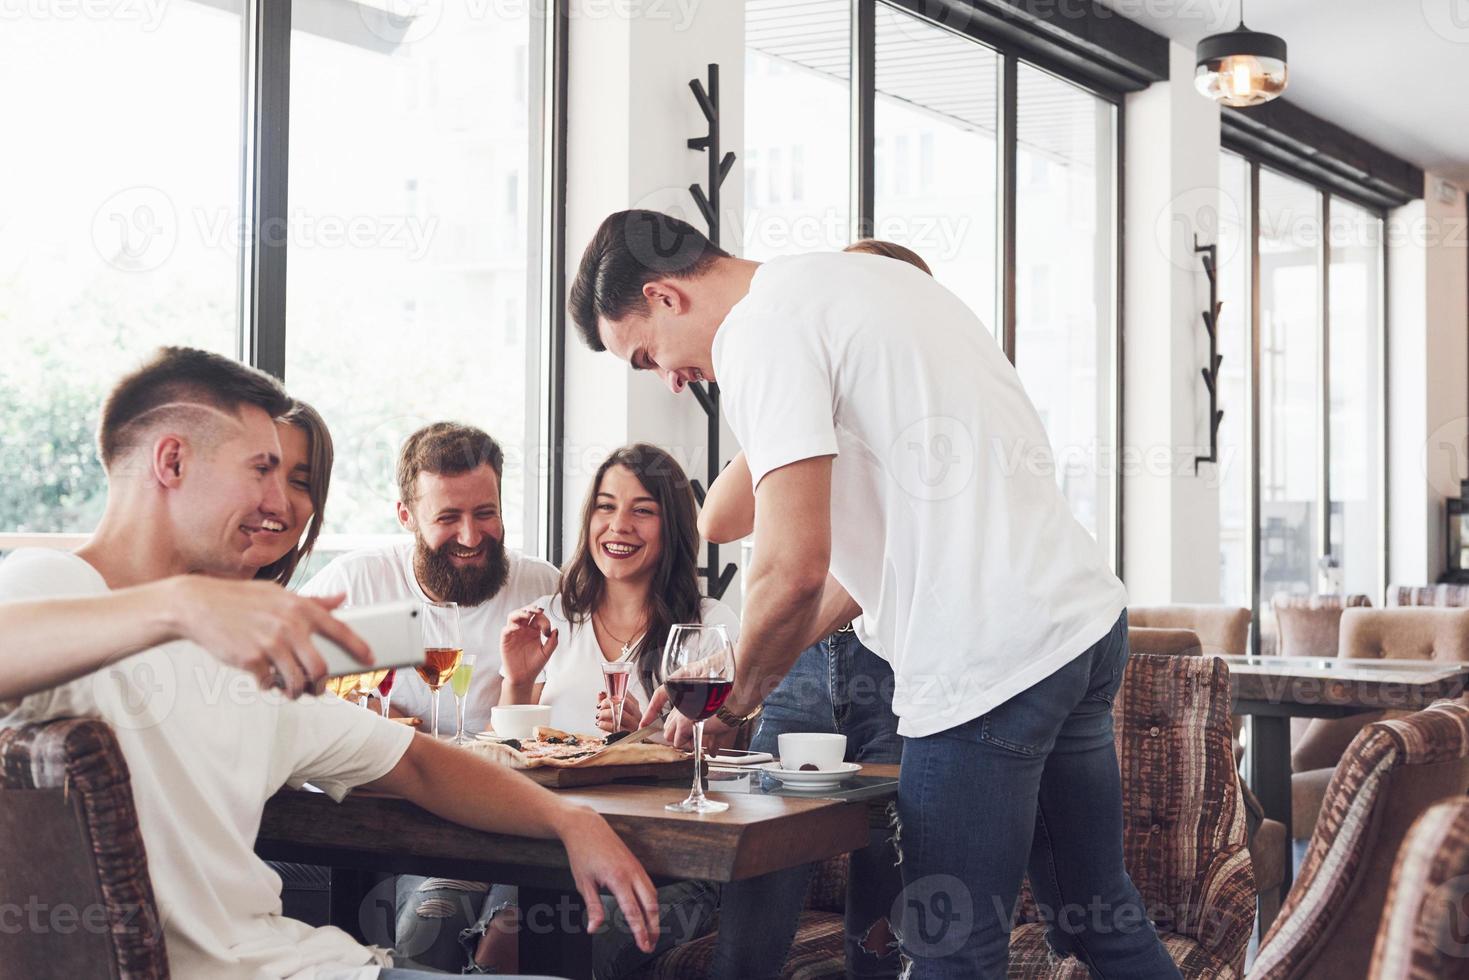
[257,765,899,978]
[1223,655,1469,906]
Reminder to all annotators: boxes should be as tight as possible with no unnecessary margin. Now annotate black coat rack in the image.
[1193,235,1223,473]
[686,63,738,600]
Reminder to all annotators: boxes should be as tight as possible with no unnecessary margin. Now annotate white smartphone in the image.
[316,600,425,677]
[708,749,775,767]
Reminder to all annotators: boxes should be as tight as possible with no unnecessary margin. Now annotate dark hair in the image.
[559,444,703,693]
[845,238,933,276]
[255,400,333,588]
[569,209,731,352]
[98,346,291,468]
[397,422,504,507]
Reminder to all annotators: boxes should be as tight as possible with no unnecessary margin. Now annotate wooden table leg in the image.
[1248,714,1293,915]
[519,885,594,980]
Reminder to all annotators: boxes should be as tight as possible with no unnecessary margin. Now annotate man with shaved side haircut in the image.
[0,346,660,979]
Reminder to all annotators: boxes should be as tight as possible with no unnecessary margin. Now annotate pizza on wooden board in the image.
[463,726,688,769]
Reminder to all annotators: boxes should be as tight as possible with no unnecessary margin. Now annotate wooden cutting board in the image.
[521,757,698,788]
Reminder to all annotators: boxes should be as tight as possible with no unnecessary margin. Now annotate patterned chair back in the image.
[1386,583,1469,608]
[1368,797,1469,980]
[0,718,169,979]
[1253,701,1469,980]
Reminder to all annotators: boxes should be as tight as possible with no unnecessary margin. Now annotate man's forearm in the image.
[0,580,183,701]
[374,733,583,839]
[726,561,825,715]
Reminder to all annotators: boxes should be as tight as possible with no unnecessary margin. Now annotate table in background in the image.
[1222,654,1468,905]
[257,764,899,979]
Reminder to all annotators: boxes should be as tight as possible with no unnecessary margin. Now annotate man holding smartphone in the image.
[0,347,659,980]
[571,211,1179,979]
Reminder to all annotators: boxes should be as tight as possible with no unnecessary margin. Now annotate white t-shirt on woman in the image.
[502,594,741,734]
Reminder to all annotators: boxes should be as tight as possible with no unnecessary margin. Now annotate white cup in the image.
[778,733,847,771]
[491,704,553,740]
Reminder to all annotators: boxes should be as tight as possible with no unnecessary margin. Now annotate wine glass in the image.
[416,601,463,738]
[661,623,735,814]
[450,654,478,745]
[377,669,396,719]
[357,669,389,709]
[601,658,633,733]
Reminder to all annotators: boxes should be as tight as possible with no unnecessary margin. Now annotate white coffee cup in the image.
[491,704,553,740]
[778,733,847,771]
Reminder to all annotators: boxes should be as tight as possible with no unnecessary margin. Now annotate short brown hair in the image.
[98,346,291,468]
[570,209,731,351]
[844,238,933,275]
[397,422,504,507]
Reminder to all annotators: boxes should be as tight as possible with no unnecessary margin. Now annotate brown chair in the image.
[1130,626,1204,658]
[1368,797,1469,980]
[1008,654,1256,978]
[1386,583,1469,608]
[1250,700,1469,980]
[1126,610,1285,927]
[1290,607,1469,837]
[0,717,169,978]
[1270,593,1372,660]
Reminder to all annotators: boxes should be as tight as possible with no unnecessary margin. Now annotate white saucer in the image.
[763,761,862,789]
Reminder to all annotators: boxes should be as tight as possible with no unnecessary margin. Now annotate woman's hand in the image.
[595,690,643,733]
[500,605,558,686]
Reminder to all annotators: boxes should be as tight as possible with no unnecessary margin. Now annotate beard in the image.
[414,533,510,606]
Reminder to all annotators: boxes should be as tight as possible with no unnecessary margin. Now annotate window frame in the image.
[1221,149,1390,653]
[0,0,565,561]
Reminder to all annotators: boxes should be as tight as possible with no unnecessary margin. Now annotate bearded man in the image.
[302,422,559,733]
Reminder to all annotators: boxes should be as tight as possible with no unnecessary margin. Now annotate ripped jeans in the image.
[712,628,905,980]
[393,875,719,977]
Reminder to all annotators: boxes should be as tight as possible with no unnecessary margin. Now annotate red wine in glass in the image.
[666,678,733,721]
[378,670,396,697]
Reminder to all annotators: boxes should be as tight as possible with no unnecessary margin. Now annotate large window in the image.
[0,8,243,533]
[1214,150,1387,641]
[744,0,851,260]
[1013,63,1116,551]
[873,3,999,327]
[743,0,1122,561]
[1,4,546,552]
[286,5,537,547]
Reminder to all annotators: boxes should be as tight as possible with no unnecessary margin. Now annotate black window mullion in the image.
[1319,192,1332,577]
[852,0,875,240]
[1000,53,1017,364]
[240,0,290,381]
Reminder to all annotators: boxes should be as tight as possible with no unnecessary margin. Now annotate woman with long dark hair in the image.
[244,399,333,588]
[501,442,739,733]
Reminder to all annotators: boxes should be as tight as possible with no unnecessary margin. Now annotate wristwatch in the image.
[715,701,764,728]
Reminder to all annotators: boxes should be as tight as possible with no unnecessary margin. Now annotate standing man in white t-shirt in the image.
[0,346,658,980]
[300,422,560,735]
[569,211,1180,979]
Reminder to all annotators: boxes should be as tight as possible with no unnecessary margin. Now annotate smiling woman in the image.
[249,400,333,588]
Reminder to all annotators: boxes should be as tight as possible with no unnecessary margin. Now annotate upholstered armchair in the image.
[1368,796,1469,980]
[1007,654,1255,978]
[0,717,169,978]
[1386,583,1469,608]
[1251,701,1469,980]
[1270,593,1373,660]
[1291,607,1469,837]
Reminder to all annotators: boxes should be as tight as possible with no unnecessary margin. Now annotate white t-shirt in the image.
[503,595,741,734]
[713,251,1129,739]
[0,549,416,980]
[300,540,560,734]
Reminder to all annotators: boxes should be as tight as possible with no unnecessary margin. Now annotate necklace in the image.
[594,610,647,661]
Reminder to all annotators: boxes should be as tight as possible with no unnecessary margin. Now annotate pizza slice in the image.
[463,726,688,769]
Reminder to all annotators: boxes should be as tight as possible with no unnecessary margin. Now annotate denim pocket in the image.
[1084,621,1129,706]
[978,712,1043,756]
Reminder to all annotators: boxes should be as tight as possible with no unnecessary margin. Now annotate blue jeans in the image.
[394,875,719,977]
[896,610,1180,979]
[712,628,904,980]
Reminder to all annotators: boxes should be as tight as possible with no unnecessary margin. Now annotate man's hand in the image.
[639,686,739,751]
[555,806,661,950]
[500,605,558,685]
[168,576,372,698]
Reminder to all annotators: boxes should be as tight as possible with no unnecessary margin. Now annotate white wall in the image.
[1388,177,1469,585]
[562,0,745,597]
[1121,41,1224,604]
